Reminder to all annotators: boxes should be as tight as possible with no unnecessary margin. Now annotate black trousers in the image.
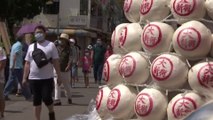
[93,63,104,82]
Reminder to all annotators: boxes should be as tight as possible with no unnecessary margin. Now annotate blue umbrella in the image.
[16,23,40,37]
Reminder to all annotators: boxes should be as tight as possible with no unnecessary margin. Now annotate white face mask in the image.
[34,33,45,42]
[96,41,102,45]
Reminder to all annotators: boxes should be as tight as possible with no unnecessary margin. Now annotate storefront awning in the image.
[47,28,97,37]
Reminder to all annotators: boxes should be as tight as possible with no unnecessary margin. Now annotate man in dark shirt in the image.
[54,33,72,105]
[92,38,106,85]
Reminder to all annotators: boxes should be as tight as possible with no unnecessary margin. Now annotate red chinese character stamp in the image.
[172,97,197,119]
[197,64,213,88]
[135,93,153,116]
[103,61,110,82]
[123,0,133,13]
[142,24,162,48]
[96,89,103,110]
[140,0,153,15]
[152,57,173,81]
[173,0,196,16]
[119,55,136,77]
[177,27,201,51]
[119,27,128,47]
[107,89,121,111]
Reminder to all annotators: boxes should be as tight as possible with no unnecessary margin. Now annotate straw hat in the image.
[60,33,69,40]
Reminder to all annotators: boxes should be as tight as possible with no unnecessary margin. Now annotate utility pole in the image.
[87,0,91,28]
[56,0,60,39]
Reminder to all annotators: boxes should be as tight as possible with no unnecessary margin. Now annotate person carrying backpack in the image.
[22,25,61,120]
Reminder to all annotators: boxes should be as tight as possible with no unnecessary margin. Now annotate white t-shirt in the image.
[0,47,6,83]
[25,40,59,80]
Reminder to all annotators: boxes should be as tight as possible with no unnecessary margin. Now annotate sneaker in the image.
[16,92,22,97]
[4,96,10,101]
[16,89,22,96]
[54,100,61,106]
[68,98,72,104]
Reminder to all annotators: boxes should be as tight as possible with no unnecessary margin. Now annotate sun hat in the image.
[60,33,69,40]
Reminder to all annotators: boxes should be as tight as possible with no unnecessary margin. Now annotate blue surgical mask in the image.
[34,33,45,42]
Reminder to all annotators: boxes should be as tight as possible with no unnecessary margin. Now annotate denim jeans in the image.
[4,69,31,99]
[93,63,104,83]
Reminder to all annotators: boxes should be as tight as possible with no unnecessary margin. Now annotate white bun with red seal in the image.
[172,21,212,60]
[118,23,143,54]
[170,0,206,24]
[140,0,170,22]
[188,61,213,98]
[103,54,123,88]
[150,53,189,89]
[167,92,204,120]
[107,84,137,119]
[205,0,213,20]
[96,86,111,118]
[123,0,142,23]
[210,34,213,57]
[134,88,168,120]
[119,51,150,84]
[111,23,129,54]
[141,22,174,55]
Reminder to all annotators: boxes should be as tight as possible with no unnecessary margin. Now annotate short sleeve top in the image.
[25,40,59,80]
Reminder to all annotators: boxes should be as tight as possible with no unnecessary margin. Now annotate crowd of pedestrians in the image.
[0,24,113,120]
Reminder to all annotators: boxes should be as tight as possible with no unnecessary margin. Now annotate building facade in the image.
[20,0,109,55]
[21,0,127,58]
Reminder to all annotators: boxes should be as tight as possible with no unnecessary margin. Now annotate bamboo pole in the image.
[0,22,11,55]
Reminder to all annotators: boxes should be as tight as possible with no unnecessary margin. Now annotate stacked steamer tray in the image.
[94,0,213,120]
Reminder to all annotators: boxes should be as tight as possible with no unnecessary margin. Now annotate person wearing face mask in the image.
[92,38,106,85]
[22,25,61,120]
[3,36,32,101]
[81,48,92,88]
[53,33,72,106]
[69,38,79,87]
[16,33,34,97]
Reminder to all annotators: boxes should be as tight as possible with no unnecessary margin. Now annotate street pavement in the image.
[3,72,100,120]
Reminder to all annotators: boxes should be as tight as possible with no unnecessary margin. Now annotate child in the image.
[82,49,92,88]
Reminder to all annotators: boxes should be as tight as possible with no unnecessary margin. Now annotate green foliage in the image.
[0,0,47,22]
[0,0,48,41]
[101,0,128,31]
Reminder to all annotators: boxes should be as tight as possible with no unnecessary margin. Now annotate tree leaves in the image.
[0,0,47,22]
[0,0,48,41]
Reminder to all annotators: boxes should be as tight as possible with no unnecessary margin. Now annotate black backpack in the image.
[32,43,51,68]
